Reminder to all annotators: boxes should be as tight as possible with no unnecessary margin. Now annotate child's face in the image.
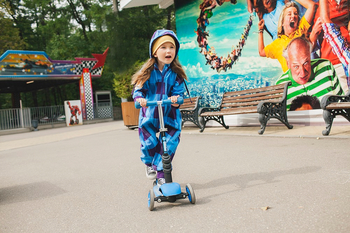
[154,42,176,69]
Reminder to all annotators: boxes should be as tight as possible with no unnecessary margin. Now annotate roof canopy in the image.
[119,0,173,10]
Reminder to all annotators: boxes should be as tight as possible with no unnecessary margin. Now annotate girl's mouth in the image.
[165,55,172,59]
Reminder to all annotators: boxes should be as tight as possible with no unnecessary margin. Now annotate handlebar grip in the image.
[135,96,184,109]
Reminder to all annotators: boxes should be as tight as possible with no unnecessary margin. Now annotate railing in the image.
[0,104,113,131]
[0,108,31,130]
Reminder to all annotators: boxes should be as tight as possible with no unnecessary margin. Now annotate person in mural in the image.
[248,0,287,40]
[248,0,309,40]
[67,101,81,125]
[258,0,316,72]
[309,0,350,93]
[275,36,345,110]
[132,30,187,186]
[289,95,321,111]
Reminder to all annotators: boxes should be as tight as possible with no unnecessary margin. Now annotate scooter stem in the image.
[157,102,172,183]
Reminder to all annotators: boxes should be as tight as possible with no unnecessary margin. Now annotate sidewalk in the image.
[1,120,350,232]
[1,120,350,152]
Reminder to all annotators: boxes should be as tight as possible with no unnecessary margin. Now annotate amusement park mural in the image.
[174,0,349,110]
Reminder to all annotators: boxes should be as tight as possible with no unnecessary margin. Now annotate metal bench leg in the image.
[322,109,334,136]
[258,113,267,135]
[200,115,229,132]
[199,117,208,133]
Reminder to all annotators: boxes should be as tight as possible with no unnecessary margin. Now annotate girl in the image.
[132,29,188,186]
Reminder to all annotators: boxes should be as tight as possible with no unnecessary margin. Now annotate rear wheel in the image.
[186,184,196,204]
[148,189,155,211]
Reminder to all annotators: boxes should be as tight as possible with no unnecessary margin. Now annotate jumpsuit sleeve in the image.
[132,81,149,101]
[170,75,185,98]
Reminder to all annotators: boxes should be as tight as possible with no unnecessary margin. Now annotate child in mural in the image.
[275,36,344,109]
[131,29,188,186]
[67,101,81,125]
[258,0,316,72]
[309,0,350,93]
[289,95,321,111]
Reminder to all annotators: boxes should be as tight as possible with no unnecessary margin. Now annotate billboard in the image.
[175,0,349,111]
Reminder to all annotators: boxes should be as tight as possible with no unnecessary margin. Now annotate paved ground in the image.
[0,121,350,232]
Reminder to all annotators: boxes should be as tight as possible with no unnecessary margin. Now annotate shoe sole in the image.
[146,173,157,180]
[145,167,157,180]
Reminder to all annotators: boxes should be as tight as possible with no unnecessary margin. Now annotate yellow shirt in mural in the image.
[264,17,311,72]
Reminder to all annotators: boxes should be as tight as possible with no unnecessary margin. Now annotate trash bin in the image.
[32,119,39,131]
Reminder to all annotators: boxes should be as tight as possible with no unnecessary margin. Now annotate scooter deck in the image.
[152,182,188,203]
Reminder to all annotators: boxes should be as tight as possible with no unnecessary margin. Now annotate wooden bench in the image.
[199,82,293,134]
[180,96,202,129]
[321,90,350,136]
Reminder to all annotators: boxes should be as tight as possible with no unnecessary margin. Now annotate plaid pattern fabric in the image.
[133,63,185,171]
[322,23,350,86]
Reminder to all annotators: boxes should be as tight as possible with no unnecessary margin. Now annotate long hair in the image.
[131,58,156,87]
[171,58,188,81]
[131,58,188,88]
[277,2,300,37]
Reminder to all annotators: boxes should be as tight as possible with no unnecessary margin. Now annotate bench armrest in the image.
[321,94,350,110]
[199,107,221,115]
[256,99,283,113]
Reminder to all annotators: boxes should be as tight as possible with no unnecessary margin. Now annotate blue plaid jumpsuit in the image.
[133,30,185,179]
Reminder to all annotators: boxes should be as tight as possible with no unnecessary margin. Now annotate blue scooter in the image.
[135,97,196,211]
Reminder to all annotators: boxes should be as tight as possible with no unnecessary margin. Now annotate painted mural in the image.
[174,0,349,111]
[0,48,108,79]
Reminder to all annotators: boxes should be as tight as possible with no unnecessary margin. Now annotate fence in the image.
[0,104,113,131]
[0,108,31,130]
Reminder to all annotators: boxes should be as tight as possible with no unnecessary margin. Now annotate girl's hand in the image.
[169,95,179,103]
[169,95,180,107]
[137,98,147,108]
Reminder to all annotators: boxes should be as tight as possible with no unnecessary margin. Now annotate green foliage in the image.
[0,0,176,108]
[0,11,26,54]
[113,60,144,100]
[0,93,12,109]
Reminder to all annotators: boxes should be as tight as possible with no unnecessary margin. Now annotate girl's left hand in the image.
[169,95,179,103]
[169,95,180,107]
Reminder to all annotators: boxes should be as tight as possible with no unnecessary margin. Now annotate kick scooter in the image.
[135,97,196,211]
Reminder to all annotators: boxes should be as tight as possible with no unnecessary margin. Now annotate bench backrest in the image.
[180,96,200,111]
[220,83,288,113]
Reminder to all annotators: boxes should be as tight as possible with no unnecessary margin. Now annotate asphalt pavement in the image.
[0,121,350,232]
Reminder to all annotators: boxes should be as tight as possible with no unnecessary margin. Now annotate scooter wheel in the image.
[148,189,155,211]
[186,184,196,204]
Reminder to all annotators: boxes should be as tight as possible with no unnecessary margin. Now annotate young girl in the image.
[131,29,188,186]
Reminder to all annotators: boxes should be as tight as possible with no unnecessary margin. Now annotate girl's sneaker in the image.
[145,165,157,180]
[157,178,166,186]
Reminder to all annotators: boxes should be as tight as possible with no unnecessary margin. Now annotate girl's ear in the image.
[153,54,157,58]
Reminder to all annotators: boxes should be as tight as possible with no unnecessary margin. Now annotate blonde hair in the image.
[131,58,188,88]
[277,2,300,37]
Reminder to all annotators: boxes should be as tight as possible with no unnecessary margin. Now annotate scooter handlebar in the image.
[135,97,184,109]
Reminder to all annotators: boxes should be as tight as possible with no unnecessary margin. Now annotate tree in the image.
[0,11,26,54]
[0,0,176,108]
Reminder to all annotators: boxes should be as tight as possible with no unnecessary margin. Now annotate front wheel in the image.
[148,189,155,211]
[186,184,196,204]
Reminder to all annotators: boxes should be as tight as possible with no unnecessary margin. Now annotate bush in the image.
[113,60,144,101]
